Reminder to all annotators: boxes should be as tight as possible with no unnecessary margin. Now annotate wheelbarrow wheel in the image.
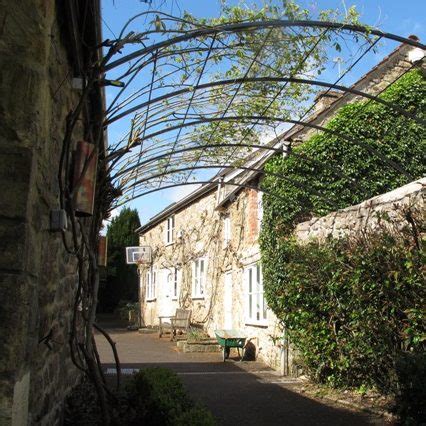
[223,347,230,362]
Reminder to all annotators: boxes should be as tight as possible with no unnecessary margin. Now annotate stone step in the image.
[177,340,221,353]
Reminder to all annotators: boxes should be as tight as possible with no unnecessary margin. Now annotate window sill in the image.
[171,297,178,301]
[245,322,268,328]
[146,298,157,302]
[191,296,205,300]
[165,241,175,247]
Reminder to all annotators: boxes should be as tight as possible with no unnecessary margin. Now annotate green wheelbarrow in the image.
[214,329,247,362]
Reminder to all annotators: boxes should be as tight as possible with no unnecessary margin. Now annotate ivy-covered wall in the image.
[261,69,425,238]
[259,69,425,420]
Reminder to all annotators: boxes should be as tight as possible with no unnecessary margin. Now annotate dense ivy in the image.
[261,69,425,239]
[263,224,424,382]
[259,69,425,421]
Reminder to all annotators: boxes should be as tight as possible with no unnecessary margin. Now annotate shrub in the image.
[123,367,215,425]
[261,210,425,422]
[65,368,215,425]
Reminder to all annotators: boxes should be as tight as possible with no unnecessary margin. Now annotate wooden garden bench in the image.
[158,309,191,341]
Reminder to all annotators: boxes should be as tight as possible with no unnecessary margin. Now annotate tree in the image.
[98,207,141,312]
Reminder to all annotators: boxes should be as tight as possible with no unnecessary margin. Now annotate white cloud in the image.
[167,184,201,202]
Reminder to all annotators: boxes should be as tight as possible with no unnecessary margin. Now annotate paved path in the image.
[95,325,385,426]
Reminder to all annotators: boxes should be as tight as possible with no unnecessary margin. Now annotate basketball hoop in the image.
[125,246,152,265]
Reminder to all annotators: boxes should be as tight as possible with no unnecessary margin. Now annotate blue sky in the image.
[100,0,425,226]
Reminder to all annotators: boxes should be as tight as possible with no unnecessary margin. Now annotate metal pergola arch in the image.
[100,14,424,211]
[105,76,425,126]
[114,162,354,211]
[104,19,425,72]
[110,115,413,181]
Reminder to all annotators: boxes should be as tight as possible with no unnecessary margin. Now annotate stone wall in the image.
[294,178,425,242]
[0,2,100,424]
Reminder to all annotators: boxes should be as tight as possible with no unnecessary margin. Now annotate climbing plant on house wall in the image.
[259,69,425,421]
[261,69,425,240]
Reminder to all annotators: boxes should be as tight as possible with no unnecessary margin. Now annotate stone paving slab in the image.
[95,327,386,426]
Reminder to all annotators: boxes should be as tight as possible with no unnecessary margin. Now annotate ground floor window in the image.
[168,267,179,300]
[192,258,206,298]
[244,263,267,325]
[146,270,156,301]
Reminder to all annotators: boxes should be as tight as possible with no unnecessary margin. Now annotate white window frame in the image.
[170,267,179,300]
[244,263,267,326]
[192,258,206,299]
[223,215,231,247]
[146,270,156,301]
[165,215,175,245]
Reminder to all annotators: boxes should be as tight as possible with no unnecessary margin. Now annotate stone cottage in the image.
[136,39,423,373]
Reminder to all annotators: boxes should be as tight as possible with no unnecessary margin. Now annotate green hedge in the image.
[261,223,425,422]
[262,226,425,385]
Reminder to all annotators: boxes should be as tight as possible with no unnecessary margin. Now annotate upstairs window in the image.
[244,263,267,325]
[192,258,206,298]
[165,215,175,244]
[223,215,231,247]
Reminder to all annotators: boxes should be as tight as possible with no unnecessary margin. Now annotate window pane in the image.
[248,268,252,293]
[256,292,260,321]
[263,296,267,320]
[200,262,204,294]
[249,294,252,319]
[146,273,151,298]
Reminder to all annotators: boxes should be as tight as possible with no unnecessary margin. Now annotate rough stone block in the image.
[0,148,33,220]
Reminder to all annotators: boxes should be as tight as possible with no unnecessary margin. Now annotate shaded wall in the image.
[0,2,101,424]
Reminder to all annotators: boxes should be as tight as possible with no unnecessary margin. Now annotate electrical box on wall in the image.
[50,209,67,232]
